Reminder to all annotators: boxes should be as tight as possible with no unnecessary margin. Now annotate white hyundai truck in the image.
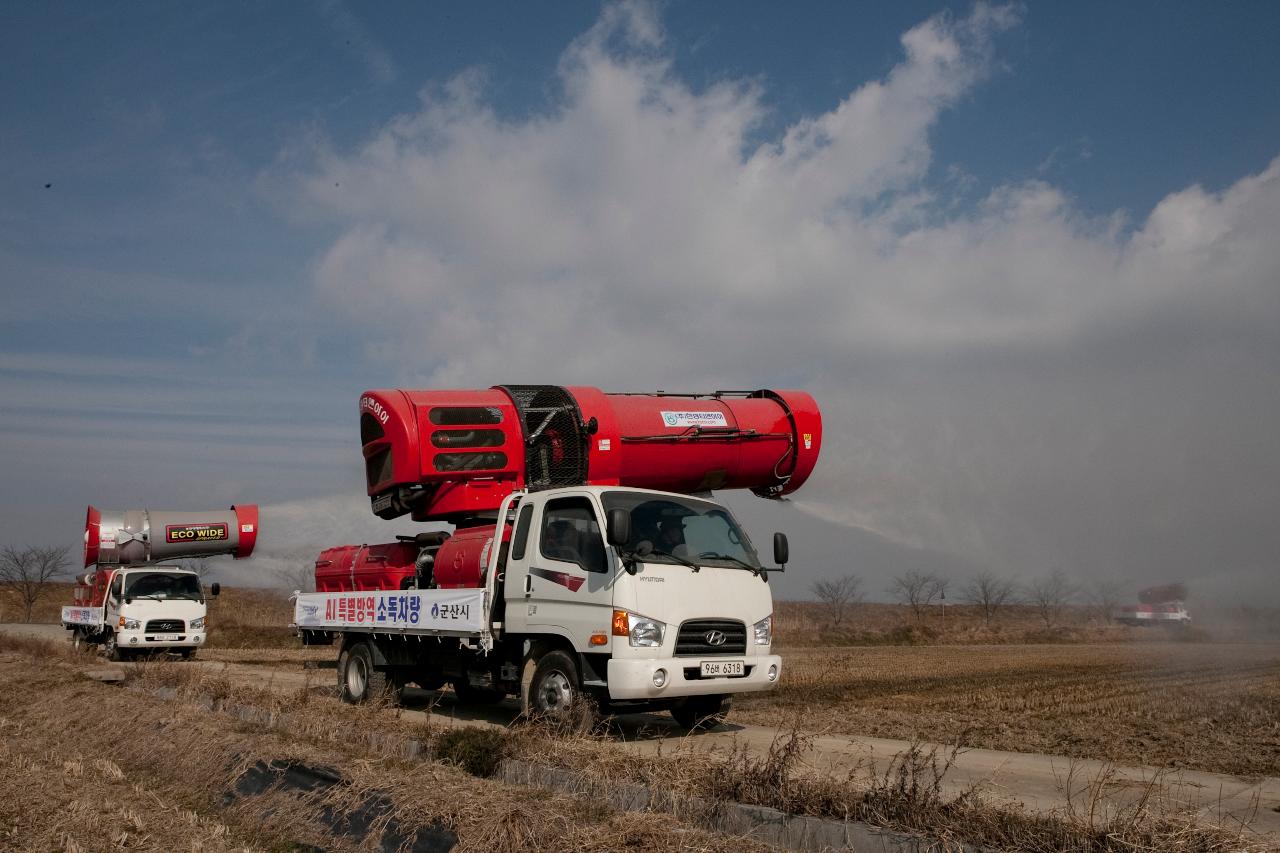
[294,485,787,728]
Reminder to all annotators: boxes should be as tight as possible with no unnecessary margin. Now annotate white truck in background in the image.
[63,504,257,660]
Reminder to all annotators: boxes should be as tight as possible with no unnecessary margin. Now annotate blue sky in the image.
[2,2,1279,600]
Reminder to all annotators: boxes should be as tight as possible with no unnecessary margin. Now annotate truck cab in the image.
[502,487,780,709]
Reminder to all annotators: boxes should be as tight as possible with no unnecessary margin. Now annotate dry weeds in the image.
[735,642,1280,776]
[0,652,773,852]
[2,632,1270,853]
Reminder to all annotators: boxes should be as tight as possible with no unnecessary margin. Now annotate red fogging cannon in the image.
[359,385,822,522]
[83,505,259,568]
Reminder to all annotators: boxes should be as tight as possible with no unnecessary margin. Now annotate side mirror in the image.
[606,508,632,547]
[773,532,789,568]
[210,582,221,597]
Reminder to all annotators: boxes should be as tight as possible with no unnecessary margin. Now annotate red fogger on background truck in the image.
[293,385,821,729]
[64,505,257,660]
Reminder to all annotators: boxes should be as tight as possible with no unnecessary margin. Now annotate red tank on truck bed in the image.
[359,385,822,522]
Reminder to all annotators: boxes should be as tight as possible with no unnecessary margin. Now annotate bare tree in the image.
[810,574,863,626]
[961,570,1019,625]
[888,570,945,625]
[179,557,215,583]
[271,562,315,594]
[1027,568,1078,628]
[0,545,71,623]
[1085,578,1125,625]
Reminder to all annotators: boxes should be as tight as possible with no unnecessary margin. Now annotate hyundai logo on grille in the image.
[705,630,727,646]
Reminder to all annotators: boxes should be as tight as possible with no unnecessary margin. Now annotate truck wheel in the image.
[103,631,128,663]
[521,650,595,730]
[339,642,394,704]
[672,695,733,731]
[72,629,89,653]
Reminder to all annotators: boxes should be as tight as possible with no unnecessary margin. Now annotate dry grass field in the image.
[8,583,1279,779]
[1,633,1267,852]
[0,641,775,853]
[735,642,1280,777]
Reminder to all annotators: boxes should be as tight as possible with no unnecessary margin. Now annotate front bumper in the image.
[606,654,782,699]
[116,630,204,649]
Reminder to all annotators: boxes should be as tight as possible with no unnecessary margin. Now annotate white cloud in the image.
[272,2,1280,598]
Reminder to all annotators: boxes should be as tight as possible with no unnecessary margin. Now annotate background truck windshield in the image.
[124,572,202,601]
[602,491,761,568]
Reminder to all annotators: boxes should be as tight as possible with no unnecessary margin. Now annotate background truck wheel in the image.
[103,631,128,662]
[71,629,90,653]
[338,642,395,704]
[521,650,595,730]
[671,694,732,731]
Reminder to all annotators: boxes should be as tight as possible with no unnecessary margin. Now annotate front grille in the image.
[675,619,746,656]
[145,619,184,632]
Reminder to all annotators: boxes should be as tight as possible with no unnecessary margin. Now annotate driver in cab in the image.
[655,518,689,558]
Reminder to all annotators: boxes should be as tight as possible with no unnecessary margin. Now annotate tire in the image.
[103,631,128,662]
[672,694,733,731]
[72,629,89,654]
[521,649,596,731]
[338,642,394,705]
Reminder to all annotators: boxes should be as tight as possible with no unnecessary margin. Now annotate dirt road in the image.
[6,623,1277,840]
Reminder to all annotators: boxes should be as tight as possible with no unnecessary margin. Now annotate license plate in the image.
[155,634,180,641]
[700,660,744,677]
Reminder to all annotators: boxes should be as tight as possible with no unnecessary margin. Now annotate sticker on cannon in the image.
[165,522,229,543]
[660,410,728,428]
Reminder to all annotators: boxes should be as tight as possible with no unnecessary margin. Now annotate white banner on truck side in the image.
[62,606,103,627]
[293,588,485,634]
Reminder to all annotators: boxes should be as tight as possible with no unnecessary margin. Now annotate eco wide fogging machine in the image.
[83,505,259,567]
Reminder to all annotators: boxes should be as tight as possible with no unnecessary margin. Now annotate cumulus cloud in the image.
[278,2,1280,601]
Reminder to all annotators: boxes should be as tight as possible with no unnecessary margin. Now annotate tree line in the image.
[810,568,1128,629]
[0,547,222,623]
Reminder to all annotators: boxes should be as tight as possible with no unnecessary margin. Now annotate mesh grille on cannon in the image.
[499,385,588,491]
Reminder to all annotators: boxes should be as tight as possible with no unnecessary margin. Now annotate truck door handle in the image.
[524,574,532,596]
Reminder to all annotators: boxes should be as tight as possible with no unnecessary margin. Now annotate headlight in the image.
[630,615,665,647]
[119,617,140,630]
[753,615,772,646]
[189,617,206,630]
[611,610,666,648]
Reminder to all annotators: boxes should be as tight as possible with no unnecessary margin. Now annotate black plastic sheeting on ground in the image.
[228,759,457,853]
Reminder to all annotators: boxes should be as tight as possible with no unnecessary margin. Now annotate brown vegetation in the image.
[2,635,1266,852]
[735,642,1280,777]
[0,644,772,852]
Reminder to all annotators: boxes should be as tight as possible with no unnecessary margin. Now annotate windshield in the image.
[602,491,761,569]
[124,572,203,601]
